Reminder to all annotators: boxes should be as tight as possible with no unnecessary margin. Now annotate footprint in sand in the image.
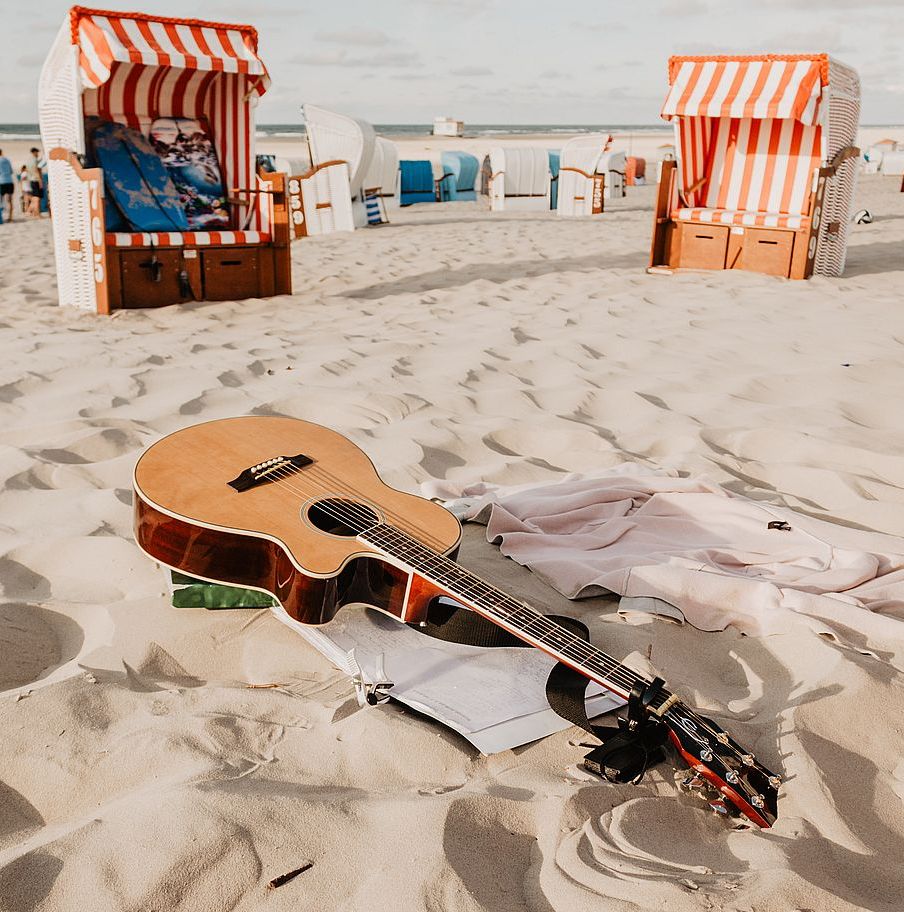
[0,603,83,689]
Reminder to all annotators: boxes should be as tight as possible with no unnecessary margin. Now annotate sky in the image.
[1,0,902,125]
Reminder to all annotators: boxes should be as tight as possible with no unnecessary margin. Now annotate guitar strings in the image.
[236,463,764,782]
[260,467,448,548]
[249,457,450,549]
[243,463,667,699]
[303,464,450,550]
[239,464,695,705]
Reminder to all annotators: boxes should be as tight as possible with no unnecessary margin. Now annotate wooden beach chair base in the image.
[649,155,854,282]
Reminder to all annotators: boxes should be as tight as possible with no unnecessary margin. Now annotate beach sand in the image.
[1,154,904,911]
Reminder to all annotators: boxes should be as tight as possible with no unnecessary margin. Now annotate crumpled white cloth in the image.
[423,467,904,647]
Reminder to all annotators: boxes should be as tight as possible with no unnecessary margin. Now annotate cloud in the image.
[298,48,422,68]
[16,53,46,68]
[573,21,626,32]
[416,0,487,15]
[315,27,390,46]
[762,0,901,5]
[661,0,709,13]
[207,3,299,18]
[449,65,493,76]
[539,69,565,79]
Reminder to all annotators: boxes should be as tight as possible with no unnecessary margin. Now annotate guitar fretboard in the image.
[360,522,672,706]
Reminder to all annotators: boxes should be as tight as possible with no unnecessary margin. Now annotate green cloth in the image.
[170,572,277,609]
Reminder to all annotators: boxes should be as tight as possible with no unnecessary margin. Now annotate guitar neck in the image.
[360,522,673,707]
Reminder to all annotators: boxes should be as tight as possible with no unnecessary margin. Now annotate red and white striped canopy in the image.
[661,55,828,126]
[70,7,269,95]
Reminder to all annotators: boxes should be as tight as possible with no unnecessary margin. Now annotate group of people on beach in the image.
[0,147,47,223]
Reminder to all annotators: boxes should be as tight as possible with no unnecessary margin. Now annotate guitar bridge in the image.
[227,454,313,492]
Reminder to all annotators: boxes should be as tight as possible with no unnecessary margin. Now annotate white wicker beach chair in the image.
[557,134,626,217]
[302,104,376,228]
[488,147,550,212]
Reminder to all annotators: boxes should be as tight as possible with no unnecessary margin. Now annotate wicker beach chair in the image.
[38,8,292,313]
[438,151,479,202]
[557,134,626,217]
[363,137,400,212]
[303,105,376,229]
[488,148,550,212]
[649,54,860,279]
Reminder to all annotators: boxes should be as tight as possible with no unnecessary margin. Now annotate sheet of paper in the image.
[270,603,625,753]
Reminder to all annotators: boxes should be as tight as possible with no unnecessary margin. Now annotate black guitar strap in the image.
[410,602,669,783]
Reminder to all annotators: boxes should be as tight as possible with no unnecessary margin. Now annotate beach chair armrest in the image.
[822,145,860,177]
[560,166,596,180]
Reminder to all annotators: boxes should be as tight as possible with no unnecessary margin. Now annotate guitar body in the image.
[133,416,462,624]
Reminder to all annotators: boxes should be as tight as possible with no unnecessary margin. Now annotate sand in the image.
[1,143,904,911]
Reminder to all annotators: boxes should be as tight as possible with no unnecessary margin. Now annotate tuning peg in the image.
[699,748,713,762]
[680,774,707,791]
[768,775,782,790]
[741,753,755,766]
[750,794,766,809]
[725,770,740,785]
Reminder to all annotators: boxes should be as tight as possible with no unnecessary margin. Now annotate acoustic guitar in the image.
[133,416,780,827]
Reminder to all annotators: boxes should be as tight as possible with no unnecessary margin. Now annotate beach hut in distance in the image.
[38,8,291,313]
[438,151,479,201]
[650,54,860,279]
[557,134,626,217]
[303,104,376,227]
[488,148,550,211]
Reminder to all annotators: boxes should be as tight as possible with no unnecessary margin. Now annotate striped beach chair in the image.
[649,54,860,279]
[38,8,291,313]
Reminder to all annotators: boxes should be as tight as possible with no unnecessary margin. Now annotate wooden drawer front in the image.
[678,223,729,270]
[740,228,794,277]
[120,250,192,309]
[202,248,261,301]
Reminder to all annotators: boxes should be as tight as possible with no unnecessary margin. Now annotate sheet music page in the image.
[271,604,625,753]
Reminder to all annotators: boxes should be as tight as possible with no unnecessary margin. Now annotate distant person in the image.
[0,149,13,222]
[25,147,43,218]
[37,151,50,215]
[18,166,30,213]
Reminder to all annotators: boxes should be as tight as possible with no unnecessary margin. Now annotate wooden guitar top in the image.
[133,416,462,576]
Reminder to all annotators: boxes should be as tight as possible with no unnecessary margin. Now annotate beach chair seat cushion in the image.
[674,208,809,231]
[107,231,271,248]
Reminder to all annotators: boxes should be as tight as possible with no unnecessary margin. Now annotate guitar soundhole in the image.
[306,498,379,537]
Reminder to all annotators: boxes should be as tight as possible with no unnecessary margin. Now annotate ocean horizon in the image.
[0,122,674,141]
[4,121,902,142]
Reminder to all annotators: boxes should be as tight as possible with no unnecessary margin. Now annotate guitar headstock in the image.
[663,702,780,828]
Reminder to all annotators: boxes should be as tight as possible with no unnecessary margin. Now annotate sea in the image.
[0,123,675,142]
[5,122,901,143]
